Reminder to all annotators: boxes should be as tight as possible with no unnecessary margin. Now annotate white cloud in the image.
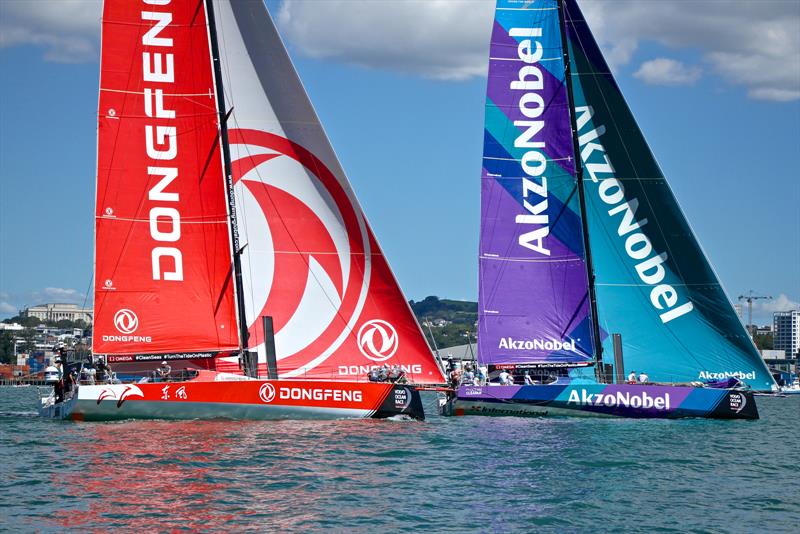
[278,0,799,101]
[0,0,796,98]
[756,294,800,314]
[277,0,494,80]
[35,287,83,303]
[0,0,101,62]
[634,58,701,86]
[0,287,88,318]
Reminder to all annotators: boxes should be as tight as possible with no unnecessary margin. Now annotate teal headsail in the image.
[562,0,775,390]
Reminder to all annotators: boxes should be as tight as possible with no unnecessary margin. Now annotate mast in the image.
[205,0,250,355]
[556,0,604,378]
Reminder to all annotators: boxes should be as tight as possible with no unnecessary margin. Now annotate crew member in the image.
[524,371,535,385]
[499,369,513,385]
[638,371,649,384]
[157,360,172,382]
[51,357,65,404]
[627,371,637,384]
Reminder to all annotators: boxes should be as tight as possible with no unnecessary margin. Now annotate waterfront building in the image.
[760,349,786,360]
[773,311,800,359]
[21,303,93,324]
[754,325,773,337]
[440,343,478,363]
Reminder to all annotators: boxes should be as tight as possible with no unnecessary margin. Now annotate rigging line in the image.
[211,0,261,351]
[219,14,391,362]
[227,111,365,353]
[482,102,584,319]
[80,272,94,326]
[97,17,156,309]
[97,22,225,315]
[565,9,688,286]
[565,5,707,371]
[480,5,550,274]
[100,88,215,98]
[558,0,602,365]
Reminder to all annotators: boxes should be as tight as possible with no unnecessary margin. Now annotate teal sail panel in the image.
[562,0,775,390]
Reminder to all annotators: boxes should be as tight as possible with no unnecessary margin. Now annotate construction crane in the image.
[737,291,772,336]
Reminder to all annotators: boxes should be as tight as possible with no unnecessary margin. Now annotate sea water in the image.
[1,387,797,532]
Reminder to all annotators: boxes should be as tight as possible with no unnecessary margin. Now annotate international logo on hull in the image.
[114,309,139,334]
[357,319,398,362]
[259,382,276,403]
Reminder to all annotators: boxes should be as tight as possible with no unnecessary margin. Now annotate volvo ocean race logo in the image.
[228,129,373,377]
[357,319,398,362]
[393,387,412,410]
[258,382,276,403]
[729,392,746,413]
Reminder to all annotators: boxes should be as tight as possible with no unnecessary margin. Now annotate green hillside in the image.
[409,296,477,350]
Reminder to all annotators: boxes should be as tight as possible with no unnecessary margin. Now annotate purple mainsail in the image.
[478,0,595,366]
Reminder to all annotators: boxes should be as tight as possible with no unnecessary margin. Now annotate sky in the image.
[0,0,798,325]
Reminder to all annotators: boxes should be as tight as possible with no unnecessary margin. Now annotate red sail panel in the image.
[93,0,239,355]
[211,1,446,384]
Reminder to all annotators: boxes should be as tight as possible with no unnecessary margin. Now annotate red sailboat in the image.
[39,0,445,421]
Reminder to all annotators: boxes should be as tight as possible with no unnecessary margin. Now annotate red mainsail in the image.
[93,0,239,355]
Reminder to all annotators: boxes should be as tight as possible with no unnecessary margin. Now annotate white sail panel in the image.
[212,0,445,384]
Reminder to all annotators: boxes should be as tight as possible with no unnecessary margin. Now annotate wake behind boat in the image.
[441,0,773,420]
[39,0,445,421]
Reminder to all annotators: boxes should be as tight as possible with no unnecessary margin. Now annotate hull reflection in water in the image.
[48,417,431,532]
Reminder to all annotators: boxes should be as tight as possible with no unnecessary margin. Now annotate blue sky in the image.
[0,0,798,324]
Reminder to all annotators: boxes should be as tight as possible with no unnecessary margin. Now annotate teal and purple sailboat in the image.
[442,0,775,419]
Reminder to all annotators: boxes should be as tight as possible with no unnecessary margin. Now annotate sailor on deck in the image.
[499,370,514,385]
[157,361,172,382]
[627,371,637,384]
[638,371,649,384]
[524,371,535,385]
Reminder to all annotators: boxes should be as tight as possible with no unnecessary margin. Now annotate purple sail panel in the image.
[478,0,595,366]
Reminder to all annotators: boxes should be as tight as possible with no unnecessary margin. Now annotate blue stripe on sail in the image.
[483,129,585,259]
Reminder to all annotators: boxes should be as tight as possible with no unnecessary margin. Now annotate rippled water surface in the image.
[1,387,797,532]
